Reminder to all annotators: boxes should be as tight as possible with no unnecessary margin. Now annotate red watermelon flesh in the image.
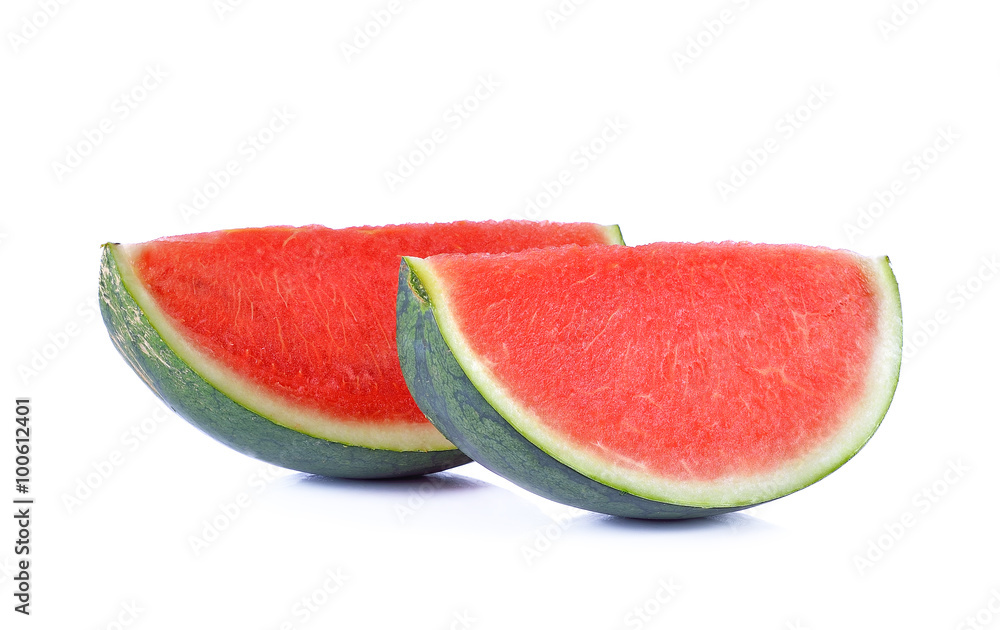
[411,241,901,501]
[117,221,621,450]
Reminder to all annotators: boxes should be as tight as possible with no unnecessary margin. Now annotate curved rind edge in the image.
[397,258,737,519]
[848,255,903,456]
[704,253,903,503]
[100,244,470,479]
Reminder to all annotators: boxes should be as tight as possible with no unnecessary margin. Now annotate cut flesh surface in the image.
[404,242,902,507]
[108,221,622,453]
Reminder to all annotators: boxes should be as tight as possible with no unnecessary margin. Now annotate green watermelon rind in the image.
[100,244,471,479]
[397,252,903,518]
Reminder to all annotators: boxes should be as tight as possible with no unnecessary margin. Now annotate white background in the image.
[2,1,999,628]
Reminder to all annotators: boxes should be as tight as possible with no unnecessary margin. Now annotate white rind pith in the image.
[112,244,456,452]
[411,253,902,507]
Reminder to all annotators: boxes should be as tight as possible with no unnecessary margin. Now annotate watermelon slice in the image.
[397,242,902,517]
[99,221,623,479]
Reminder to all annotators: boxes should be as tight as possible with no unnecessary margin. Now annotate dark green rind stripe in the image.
[396,259,740,519]
[99,245,470,479]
